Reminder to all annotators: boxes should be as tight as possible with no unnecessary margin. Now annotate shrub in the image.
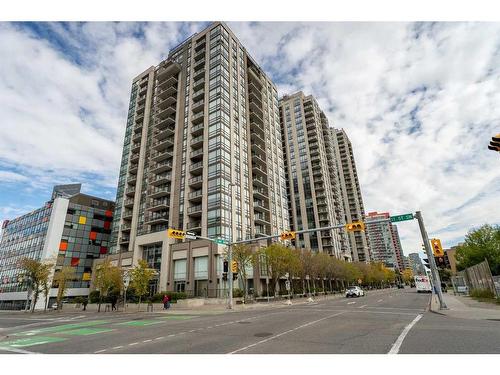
[470,289,495,299]
[233,289,244,298]
[88,290,100,303]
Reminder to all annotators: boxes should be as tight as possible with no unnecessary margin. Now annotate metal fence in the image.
[456,259,498,297]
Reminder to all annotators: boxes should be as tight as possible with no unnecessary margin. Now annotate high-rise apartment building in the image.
[365,211,404,270]
[0,184,114,310]
[334,129,370,262]
[109,22,289,296]
[279,92,348,259]
[408,252,426,276]
[391,224,405,270]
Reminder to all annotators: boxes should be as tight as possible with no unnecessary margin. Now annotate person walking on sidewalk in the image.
[163,294,170,310]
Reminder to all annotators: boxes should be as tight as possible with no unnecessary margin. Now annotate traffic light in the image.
[345,221,365,232]
[167,228,185,239]
[430,238,444,257]
[232,272,238,280]
[223,260,228,273]
[222,272,228,281]
[280,231,296,241]
[488,133,500,152]
[231,260,238,273]
[423,258,430,269]
[435,256,446,269]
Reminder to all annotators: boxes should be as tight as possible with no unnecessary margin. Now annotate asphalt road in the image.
[0,288,499,354]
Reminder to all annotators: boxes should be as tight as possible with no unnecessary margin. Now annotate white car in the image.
[346,286,365,298]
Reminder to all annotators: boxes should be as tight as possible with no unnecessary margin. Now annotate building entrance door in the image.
[195,280,208,297]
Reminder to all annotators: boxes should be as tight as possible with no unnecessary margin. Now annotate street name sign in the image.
[215,239,227,245]
[390,213,414,222]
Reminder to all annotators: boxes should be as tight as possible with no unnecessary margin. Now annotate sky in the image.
[0,21,499,256]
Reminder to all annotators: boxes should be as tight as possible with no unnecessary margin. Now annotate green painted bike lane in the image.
[0,315,199,351]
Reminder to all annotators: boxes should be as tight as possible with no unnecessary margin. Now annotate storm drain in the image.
[254,332,273,338]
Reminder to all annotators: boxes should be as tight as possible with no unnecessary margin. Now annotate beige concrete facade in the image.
[334,129,371,262]
[279,92,347,259]
[107,22,289,295]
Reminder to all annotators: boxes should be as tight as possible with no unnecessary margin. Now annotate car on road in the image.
[346,286,365,298]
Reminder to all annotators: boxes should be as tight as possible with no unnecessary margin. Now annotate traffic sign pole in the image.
[415,211,447,309]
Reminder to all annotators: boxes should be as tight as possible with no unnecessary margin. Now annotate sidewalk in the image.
[430,292,500,320]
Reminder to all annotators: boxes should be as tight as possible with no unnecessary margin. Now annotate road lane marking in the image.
[129,342,139,346]
[388,314,423,354]
[0,346,39,354]
[112,346,123,350]
[142,339,152,343]
[155,337,164,340]
[377,299,383,302]
[94,349,107,353]
[358,305,367,309]
[228,311,345,354]
[347,302,356,305]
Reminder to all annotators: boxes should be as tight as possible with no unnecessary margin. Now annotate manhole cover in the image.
[238,321,251,324]
[254,332,273,337]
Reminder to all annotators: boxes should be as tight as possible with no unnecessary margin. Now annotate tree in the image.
[94,259,123,312]
[455,224,500,274]
[438,268,452,283]
[130,260,156,309]
[257,243,294,297]
[401,269,414,284]
[18,258,53,313]
[53,266,75,310]
[231,244,254,303]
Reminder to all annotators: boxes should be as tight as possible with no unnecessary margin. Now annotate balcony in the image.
[148,198,169,212]
[191,123,204,136]
[190,148,204,160]
[192,78,205,91]
[123,198,135,208]
[252,163,267,177]
[193,68,205,81]
[249,99,263,117]
[152,138,174,151]
[119,236,130,244]
[193,56,205,69]
[186,221,202,230]
[253,187,267,200]
[253,176,267,189]
[251,131,265,147]
[127,174,137,186]
[150,173,172,186]
[156,95,176,108]
[130,143,141,154]
[156,62,180,80]
[137,94,146,105]
[188,175,204,188]
[132,131,142,142]
[121,223,131,231]
[188,189,203,202]
[150,160,172,174]
[249,109,263,125]
[148,185,171,199]
[252,153,266,167]
[122,210,133,220]
[129,163,138,175]
[192,89,204,101]
[151,149,173,162]
[187,205,203,216]
[191,111,204,125]
[250,121,265,137]
[145,211,169,225]
[194,37,205,51]
[189,160,204,175]
[125,187,136,197]
[156,75,178,90]
[154,127,175,141]
[194,49,205,61]
[190,135,204,148]
[192,99,204,113]
[254,212,270,225]
[156,104,176,119]
[253,200,269,212]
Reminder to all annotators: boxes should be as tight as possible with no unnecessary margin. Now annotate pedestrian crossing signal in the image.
[345,221,365,232]
[280,231,296,241]
[167,228,185,239]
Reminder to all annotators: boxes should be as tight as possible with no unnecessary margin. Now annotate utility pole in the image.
[415,211,447,309]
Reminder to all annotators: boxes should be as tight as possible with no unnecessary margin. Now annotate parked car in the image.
[346,286,365,298]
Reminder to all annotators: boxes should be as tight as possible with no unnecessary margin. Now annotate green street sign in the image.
[390,213,414,222]
[215,239,226,245]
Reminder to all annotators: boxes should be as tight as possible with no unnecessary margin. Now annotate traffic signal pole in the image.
[415,211,447,309]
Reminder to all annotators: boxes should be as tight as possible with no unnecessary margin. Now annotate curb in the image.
[428,294,447,316]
